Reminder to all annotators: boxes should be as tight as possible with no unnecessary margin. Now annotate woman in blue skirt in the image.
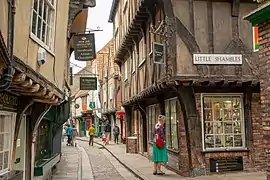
[152,115,168,175]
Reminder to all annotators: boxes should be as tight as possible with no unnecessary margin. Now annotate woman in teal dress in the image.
[152,115,168,175]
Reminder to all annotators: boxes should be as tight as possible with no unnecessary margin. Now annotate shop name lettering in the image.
[77,39,93,56]
[0,93,18,106]
[193,54,242,65]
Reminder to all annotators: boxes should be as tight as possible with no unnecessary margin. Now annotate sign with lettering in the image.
[193,54,242,65]
[73,33,96,61]
[153,42,164,64]
[80,77,97,90]
[209,157,243,173]
[0,92,18,111]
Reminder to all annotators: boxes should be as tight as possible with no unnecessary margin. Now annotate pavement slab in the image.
[77,137,267,180]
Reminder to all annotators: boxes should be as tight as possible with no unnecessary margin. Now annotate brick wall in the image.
[258,20,270,180]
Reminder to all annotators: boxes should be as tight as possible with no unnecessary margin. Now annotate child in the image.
[102,133,107,145]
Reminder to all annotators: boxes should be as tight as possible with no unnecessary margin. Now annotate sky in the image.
[70,0,113,74]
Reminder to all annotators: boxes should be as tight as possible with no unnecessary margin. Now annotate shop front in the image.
[125,81,261,177]
[33,99,70,179]
[0,92,24,179]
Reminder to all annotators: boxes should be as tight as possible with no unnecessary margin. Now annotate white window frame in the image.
[132,48,136,73]
[138,38,146,66]
[0,112,15,175]
[30,0,56,54]
[147,105,156,142]
[165,98,179,151]
[124,61,128,81]
[201,93,246,152]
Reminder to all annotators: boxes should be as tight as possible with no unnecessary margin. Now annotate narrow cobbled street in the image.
[52,141,139,180]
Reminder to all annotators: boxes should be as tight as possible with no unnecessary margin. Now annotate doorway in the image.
[142,115,147,153]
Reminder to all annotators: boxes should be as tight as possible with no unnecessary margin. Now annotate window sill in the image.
[201,148,249,153]
[138,58,146,68]
[124,78,128,82]
[30,33,55,57]
[132,70,135,74]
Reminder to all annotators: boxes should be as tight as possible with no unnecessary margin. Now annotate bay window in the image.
[202,94,245,151]
[147,105,156,142]
[165,99,179,151]
[31,0,56,49]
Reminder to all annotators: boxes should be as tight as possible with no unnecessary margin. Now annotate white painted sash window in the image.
[0,113,14,175]
[201,94,245,151]
[31,0,56,50]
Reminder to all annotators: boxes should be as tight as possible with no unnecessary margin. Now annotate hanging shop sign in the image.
[152,42,165,64]
[80,77,97,90]
[89,102,95,109]
[73,33,96,61]
[193,54,242,65]
[253,26,259,52]
[75,104,80,109]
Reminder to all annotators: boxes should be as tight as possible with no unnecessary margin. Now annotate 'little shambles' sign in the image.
[73,33,96,61]
[80,77,97,90]
[193,54,242,65]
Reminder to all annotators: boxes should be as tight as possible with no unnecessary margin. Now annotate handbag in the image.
[155,126,164,149]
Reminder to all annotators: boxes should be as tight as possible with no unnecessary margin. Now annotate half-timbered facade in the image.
[109,0,265,177]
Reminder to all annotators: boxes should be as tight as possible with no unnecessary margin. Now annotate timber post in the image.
[172,84,205,176]
[10,98,34,170]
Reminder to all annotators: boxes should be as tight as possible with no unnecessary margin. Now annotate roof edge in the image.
[108,0,118,23]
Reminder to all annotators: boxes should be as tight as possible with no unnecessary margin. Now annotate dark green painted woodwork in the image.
[245,5,270,25]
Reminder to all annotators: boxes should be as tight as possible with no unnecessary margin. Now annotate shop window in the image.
[165,99,179,151]
[31,0,56,49]
[202,94,245,151]
[0,113,13,175]
[35,120,51,165]
[147,105,156,142]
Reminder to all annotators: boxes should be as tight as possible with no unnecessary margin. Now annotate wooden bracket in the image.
[10,98,34,170]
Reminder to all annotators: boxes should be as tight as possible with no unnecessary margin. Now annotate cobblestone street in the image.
[52,141,139,180]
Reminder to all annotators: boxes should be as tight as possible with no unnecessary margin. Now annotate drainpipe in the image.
[0,0,16,91]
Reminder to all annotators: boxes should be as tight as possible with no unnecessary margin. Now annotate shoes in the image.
[153,171,157,175]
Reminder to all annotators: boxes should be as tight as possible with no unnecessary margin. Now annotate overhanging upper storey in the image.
[114,0,159,65]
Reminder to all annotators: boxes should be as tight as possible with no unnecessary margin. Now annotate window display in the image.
[203,95,245,150]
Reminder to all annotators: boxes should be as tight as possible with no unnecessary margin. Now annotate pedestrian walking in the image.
[113,124,120,144]
[104,121,111,145]
[152,115,168,175]
[71,125,79,147]
[66,124,72,146]
[88,125,95,146]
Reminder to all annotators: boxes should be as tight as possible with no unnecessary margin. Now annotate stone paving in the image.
[52,144,79,180]
[52,141,139,180]
[79,140,139,180]
[77,137,267,180]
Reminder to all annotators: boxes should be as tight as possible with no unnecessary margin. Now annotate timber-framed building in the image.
[109,0,266,177]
